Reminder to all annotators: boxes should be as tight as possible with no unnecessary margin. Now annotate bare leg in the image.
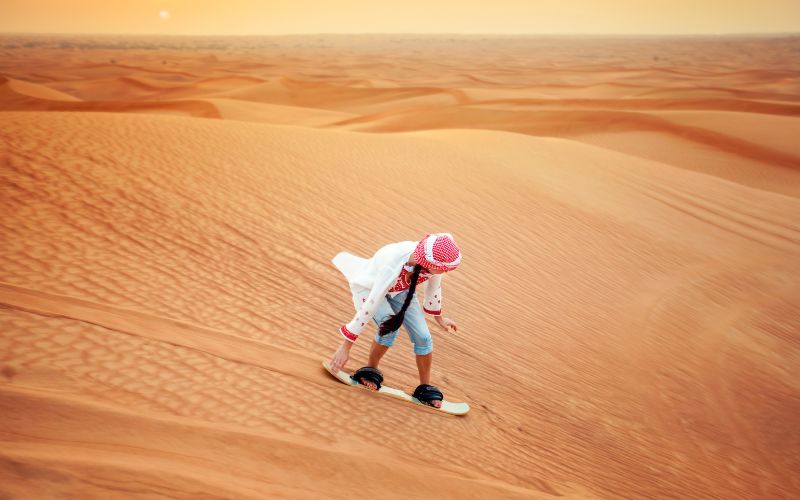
[415,352,433,385]
[358,340,389,390]
[415,353,441,408]
[368,341,390,368]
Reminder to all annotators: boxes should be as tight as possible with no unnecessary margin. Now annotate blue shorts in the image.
[350,288,433,355]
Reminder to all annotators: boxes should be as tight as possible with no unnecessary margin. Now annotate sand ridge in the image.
[1,34,800,499]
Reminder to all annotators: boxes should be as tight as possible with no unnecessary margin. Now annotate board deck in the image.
[322,361,470,415]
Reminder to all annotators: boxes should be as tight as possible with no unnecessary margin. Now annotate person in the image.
[327,233,461,408]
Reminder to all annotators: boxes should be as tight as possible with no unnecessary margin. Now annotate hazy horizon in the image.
[2,31,799,38]
[2,1,799,37]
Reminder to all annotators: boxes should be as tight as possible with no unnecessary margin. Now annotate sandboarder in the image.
[327,233,461,408]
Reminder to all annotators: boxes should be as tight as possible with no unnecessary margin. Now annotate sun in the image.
[159,10,171,20]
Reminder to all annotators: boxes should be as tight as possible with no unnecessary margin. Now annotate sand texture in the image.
[1,34,799,499]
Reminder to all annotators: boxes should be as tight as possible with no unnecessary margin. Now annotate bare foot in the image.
[361,380,378,390]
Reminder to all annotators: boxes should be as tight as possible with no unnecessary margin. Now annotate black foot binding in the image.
[413,384,444,407]
[351,366,383,391]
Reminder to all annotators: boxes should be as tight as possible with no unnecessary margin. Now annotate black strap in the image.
[413,384,443,404]
[351,366,383,390]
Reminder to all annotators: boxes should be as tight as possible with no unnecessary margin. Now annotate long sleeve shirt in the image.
[332,241,444,342]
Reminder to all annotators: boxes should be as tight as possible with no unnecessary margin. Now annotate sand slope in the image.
[1,34,800,499]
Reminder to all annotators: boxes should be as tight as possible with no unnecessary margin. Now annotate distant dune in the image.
[1,34,799,499]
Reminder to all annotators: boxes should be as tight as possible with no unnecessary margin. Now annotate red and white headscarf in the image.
[413,233,462,272]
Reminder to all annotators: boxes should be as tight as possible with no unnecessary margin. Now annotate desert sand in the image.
[1,33,799,499]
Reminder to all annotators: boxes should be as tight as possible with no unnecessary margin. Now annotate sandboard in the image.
[322,361,470,415]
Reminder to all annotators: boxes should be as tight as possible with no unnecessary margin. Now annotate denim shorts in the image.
[350,287,433,355]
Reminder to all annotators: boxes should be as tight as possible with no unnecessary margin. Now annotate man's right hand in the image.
[328,342,351,375]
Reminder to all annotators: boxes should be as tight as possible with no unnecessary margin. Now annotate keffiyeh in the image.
[413,233,462,272]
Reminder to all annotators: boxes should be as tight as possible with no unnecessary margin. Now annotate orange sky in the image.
[2,0,799,35]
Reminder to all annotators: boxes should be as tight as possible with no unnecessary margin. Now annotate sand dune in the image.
[204,98,355,125]
[0,92,221,118]
[2,385,541,499]
[0,76,80,102]
[1,34,799,499]
[207,77,469,113]
[331,106,800,180]
[0,80,351,124]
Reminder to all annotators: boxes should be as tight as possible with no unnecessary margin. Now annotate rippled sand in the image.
[1,34,799,499]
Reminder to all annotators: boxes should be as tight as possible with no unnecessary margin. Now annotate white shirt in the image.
[333,241,443,341]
